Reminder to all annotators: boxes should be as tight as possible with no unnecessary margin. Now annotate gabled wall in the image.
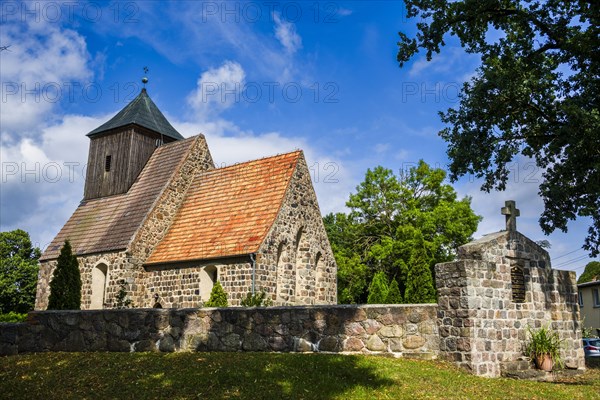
[245,152,337,306]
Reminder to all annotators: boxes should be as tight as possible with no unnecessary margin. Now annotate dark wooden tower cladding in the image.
[83,88,184,200]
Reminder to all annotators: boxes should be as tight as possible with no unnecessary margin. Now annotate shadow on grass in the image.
[0,352,395,400]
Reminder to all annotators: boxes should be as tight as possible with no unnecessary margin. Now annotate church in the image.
[34,87,337,309]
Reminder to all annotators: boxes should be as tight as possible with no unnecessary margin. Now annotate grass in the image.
[0,352,599,400]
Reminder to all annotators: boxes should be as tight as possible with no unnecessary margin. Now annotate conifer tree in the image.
[404,245,436,304]
[205,281,228,307]
[48,240,81,310]
[367,271,389,304]
[385,278,403,304]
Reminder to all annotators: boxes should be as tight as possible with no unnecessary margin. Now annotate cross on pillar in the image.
[501,200,520,232]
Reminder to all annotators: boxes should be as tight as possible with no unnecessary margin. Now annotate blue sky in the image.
[1,1,596,275]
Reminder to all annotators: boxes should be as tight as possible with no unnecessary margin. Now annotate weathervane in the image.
[142,66,149,88]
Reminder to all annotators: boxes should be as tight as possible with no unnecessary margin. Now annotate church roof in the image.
[146,151,302,264]
[87,89,184,140]
[40,137,197,261]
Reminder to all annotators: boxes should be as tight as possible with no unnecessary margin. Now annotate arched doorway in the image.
[90,263,108,309]
[199,265,217,302]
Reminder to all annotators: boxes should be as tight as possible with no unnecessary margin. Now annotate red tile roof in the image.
[146,151,301,264]
[40,138,197,261]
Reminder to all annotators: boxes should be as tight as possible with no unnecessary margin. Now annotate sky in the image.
[0,0,596,276]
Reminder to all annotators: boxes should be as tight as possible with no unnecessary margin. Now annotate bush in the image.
[113,280,133,309]
[0,311,27,323]
[205,282,228,307]
[240,290,273,307]
[525,325,564,369]
[48,240,81,310]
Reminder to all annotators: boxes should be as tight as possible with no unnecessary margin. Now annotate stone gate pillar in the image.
[434,202,585,377]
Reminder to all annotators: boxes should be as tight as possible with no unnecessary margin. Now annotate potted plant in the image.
[524,325,564,371]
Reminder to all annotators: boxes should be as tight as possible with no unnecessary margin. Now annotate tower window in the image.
[105,155,112,172]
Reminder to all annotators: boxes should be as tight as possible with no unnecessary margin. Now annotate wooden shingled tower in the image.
[83,88,184,200]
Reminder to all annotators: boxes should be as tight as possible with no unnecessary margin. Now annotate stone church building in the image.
[35,88,337,309]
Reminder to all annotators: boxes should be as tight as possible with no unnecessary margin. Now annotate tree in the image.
[386,278,403,304]
[48,240,81,310]
[367,271,389,304]
[578,261,600,284]
[325,161,480,304]
[404,237,437,304]
[205,281,228,307]
[0,229,41,314]
[397,1,600,255]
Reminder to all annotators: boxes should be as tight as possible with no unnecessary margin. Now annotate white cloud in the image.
[1,114,109,250]
[373,143,389,154]
[186,61,246,119]
[273,12,303,54]
[408,47,478,79]
[0,18,92,133]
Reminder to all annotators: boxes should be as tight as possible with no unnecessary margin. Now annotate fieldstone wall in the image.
[36,251,132,310]
[0,305,438,357]
[436,230,585,377]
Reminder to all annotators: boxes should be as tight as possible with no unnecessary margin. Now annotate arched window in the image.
[276,241,289,304]
[315,252,326,304]
[90,263,108,309]
[295,228,313,304]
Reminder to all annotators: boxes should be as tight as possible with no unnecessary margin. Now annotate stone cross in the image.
[501,200,520,232]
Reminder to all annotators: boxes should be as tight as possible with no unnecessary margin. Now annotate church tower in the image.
[83,87,183,200]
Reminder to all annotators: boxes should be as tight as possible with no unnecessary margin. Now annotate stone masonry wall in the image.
[143,261,254,308]
[0,305,438,357]
[35,251,131,310]
[435,231,585,377]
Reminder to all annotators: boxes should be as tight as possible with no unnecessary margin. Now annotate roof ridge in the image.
[211,149,302,172]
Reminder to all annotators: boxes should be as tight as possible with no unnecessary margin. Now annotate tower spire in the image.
[142,66,149,89]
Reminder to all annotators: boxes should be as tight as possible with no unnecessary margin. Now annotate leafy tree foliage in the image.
[577,261,600,284]
[397,0,600,255]
[367,271,389,304]
[0,229,41,314]
[48,241,81,310]
[325,161,480,304]
[205,281,228,307]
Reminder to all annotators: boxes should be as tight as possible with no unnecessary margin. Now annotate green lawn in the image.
[1,352,598,400]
